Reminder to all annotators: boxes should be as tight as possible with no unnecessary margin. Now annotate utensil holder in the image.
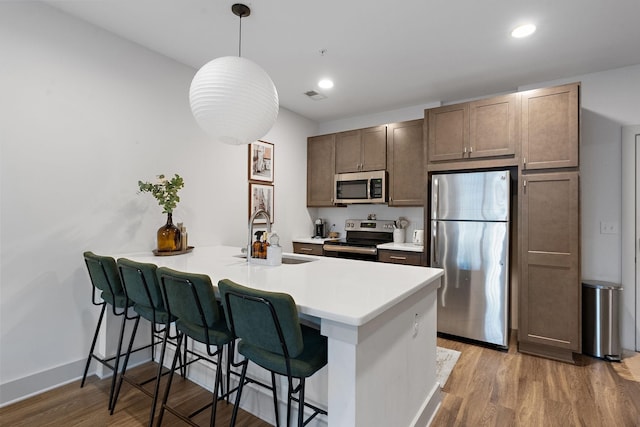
[393,229,405,243]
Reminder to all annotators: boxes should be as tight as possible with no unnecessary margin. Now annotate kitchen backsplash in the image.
[314,206,424,237]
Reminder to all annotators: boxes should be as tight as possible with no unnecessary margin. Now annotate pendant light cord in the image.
[238,14,243,57]
[232,4,250,57]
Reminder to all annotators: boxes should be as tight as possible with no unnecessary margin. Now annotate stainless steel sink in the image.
[281,256,314,264]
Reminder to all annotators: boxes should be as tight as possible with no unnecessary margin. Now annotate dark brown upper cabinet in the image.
[307,134,336,207]
[335,126,386,173]
[426,94,518,170]
[387,119,425,206]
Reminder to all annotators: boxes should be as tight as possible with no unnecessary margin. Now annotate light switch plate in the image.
[600,221,619,234]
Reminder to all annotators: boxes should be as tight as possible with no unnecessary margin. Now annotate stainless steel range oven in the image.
[322,219,395,261]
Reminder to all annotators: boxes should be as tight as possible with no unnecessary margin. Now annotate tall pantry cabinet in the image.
[518,83,581,363]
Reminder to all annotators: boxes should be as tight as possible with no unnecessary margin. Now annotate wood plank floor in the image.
[0,362,271,427]
[433,334,640,426]
[2,336,639,426]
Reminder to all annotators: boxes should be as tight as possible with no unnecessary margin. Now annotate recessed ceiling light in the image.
[511,24,536,38]
[318,79,334,89]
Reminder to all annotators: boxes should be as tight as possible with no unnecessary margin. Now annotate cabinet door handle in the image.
[463,146,467,156]
[523,157,527,169]
[390,255,407,260]
[300,247,313,252]
[469,146,473,154]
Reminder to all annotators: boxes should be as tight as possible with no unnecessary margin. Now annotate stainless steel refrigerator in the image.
[430,170,510,347]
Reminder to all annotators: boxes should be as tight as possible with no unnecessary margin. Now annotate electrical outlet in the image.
[600,221,619,234]
[413,313,420,337]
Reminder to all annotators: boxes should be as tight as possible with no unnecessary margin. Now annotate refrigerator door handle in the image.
[432,221,439,266]
[432,177,439,219]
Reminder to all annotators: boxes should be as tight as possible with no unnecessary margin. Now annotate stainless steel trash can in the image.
[582,280,622,361]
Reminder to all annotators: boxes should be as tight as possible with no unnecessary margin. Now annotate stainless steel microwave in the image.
[334,170,387,204]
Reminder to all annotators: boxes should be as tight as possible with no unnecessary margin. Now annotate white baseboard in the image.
[417,383,443,427]
[0,349,151,407]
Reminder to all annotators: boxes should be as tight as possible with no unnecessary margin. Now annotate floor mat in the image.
[436,346,461,388]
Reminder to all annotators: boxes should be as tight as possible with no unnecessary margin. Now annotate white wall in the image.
[0,2,316,404]
[318,101,441,135]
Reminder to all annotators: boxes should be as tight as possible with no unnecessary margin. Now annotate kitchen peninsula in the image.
[114,246,443,427]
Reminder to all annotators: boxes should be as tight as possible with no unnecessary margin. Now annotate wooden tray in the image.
[152,246,194,256]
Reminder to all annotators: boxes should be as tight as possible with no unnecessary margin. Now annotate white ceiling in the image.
[43,0,640,123]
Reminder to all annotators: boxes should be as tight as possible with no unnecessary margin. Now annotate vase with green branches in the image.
[138,174,185,252]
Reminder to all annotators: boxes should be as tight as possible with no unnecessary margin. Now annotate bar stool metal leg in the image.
[81,303,106,388]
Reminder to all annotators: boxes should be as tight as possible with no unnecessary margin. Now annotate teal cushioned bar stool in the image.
[110,258,186,426]
[156,267,234,427]
[218,279,328,427]
[81,251,133,410]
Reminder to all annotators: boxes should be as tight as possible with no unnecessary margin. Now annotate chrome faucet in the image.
[247,209,271,262]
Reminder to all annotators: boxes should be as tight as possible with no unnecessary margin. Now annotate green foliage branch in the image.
[138,174,184,214]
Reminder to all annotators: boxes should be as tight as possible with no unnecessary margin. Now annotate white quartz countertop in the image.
[377,242,424,252]
[113,246,442,327]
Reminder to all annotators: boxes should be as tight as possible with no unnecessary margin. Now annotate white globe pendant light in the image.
[189,4,279,145]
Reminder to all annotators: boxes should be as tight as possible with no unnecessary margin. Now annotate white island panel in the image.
[323,281,440,427]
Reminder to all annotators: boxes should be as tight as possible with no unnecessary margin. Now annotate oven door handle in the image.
[322,245,378,255]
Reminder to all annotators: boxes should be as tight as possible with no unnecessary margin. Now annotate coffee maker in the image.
[314,218,326,238]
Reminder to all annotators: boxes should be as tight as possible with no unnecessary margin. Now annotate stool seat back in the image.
[84,251,125,307]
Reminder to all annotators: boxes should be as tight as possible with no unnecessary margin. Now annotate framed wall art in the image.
[249,182,274,223]
[248,140,274,182]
